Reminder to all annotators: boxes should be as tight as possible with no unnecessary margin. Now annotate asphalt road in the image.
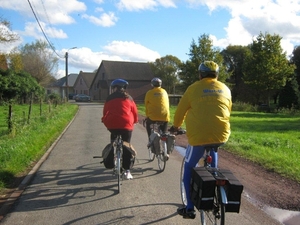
[0,103,282,225]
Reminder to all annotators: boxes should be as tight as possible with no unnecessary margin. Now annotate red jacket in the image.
[102,91,138,130]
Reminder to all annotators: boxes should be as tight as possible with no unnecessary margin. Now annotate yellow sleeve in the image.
[173,88,190,127]
[144,90,150,117]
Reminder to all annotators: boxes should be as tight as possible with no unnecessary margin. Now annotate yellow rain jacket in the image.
[173,78,232,146]
[145,87,170,122]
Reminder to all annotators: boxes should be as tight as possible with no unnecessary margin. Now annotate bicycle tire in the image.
[180,158,187,206]
[116,150,121,193]
[200,187,225,225]
[148,146,155,161]
[157,153,166,172]
[157,140,167,172]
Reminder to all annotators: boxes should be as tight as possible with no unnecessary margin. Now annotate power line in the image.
[40,0,62,51]
[27,0,63,58]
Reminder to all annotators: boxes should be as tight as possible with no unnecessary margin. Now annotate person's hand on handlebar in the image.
[169,126,186,135]
[169,126,179,133]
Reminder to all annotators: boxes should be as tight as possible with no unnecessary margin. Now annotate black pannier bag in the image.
[102,143,114,169]
[122,142,137,170]
[190,167,216,210]
[220,169,244,213]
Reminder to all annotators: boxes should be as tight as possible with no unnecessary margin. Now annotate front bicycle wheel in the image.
[116,150,121,193]
[200,187,225,225]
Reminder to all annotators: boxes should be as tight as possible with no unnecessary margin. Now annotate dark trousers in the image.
[109,129,132,143]
[146,118,168,137]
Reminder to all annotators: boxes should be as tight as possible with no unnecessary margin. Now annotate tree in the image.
[290,46,300,91]
[0,17,19,44]
[278,76,300,109]
[19,40,59,86]
[0,69,43,103]
[8,48,23,72]
[0,69,44,131]
[221,45,253,102]
[242,32,295,105]
[149,55,182,94]
[179,34,229,91]
[0,17,19,71]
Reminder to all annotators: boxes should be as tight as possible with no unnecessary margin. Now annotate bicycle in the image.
[178,143,243,225]
[143,120,174,172]
[93,135,124,193]
[180,145,227,225]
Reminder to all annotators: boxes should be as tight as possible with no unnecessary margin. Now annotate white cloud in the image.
[82,12,118,27]
[186,0,300,56]
[20,22,67,40]
[103,41,161,61]
[116,0,176,11]
[158,0,177,8]
[94,0,104,4]
[117,0,158,11]
[57,42,160,77]
[1,0,86,25]
[61,47,102,71]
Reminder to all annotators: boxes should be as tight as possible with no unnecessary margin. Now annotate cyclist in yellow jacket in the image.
[170,61,232,219]
[144,77,170,148]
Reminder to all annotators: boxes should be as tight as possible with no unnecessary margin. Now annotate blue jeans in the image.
[183,145,219,210]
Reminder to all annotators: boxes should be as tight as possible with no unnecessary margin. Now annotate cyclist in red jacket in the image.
[102,79,138,179]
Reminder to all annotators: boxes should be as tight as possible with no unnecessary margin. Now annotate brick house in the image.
[90,60,155,102]
[73,71,96,96]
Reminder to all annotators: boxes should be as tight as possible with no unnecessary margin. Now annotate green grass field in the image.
[137,104,300,182]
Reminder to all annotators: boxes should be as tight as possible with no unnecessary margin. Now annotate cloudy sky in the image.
[1,0,300,78]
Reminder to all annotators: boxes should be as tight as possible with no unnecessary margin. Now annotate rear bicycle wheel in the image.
[180,158,187,206]
[116,150,121,193]
[200,187,225,225]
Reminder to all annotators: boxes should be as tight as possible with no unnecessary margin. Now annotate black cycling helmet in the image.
[151,77,162,87]
[198,61,219,78]
[111,79,128,89]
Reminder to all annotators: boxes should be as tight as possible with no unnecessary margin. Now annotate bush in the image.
[232,101,257,112]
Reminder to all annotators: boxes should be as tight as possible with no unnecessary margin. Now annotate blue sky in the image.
[1,0,300,78]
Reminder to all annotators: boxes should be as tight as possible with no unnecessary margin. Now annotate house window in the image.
[102,73,105,80]
[80,78,83,85]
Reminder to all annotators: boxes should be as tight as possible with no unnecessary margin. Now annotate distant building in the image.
[46,73,78,99]
[90,60,155,102]
[73,71,96,97]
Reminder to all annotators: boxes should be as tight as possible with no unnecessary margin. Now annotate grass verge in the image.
[0,103,78,193]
